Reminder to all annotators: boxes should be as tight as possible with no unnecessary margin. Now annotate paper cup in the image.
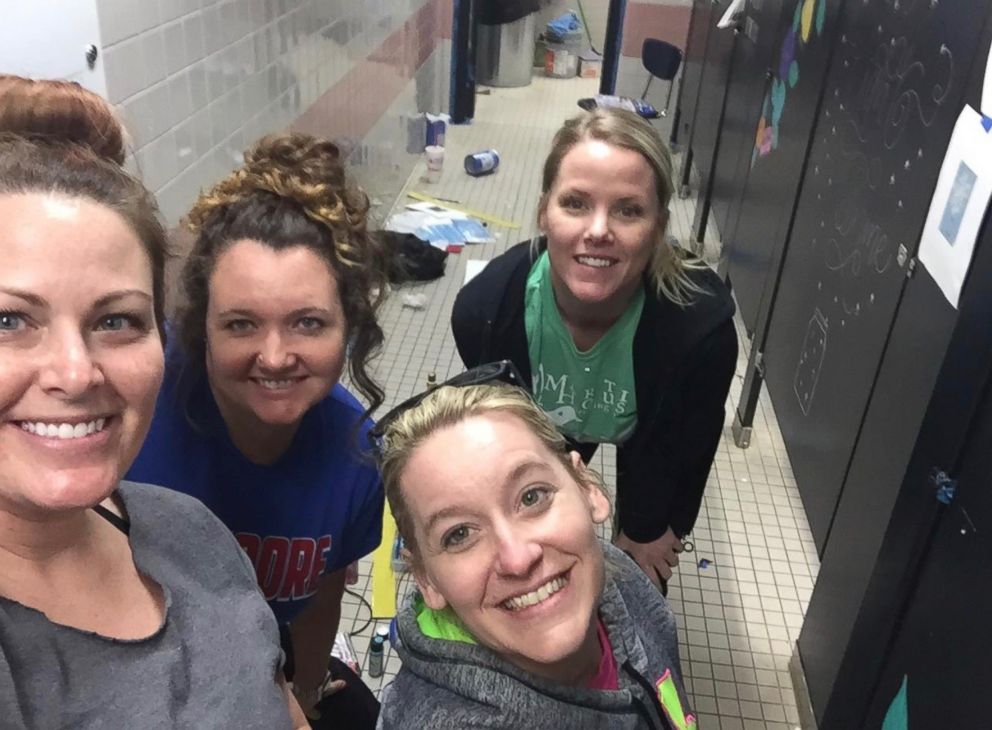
[424,145,444,183]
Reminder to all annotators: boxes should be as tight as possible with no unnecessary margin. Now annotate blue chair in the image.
[641,38,683,117]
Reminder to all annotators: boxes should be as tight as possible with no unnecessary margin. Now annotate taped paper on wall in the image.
[918,106,992,308]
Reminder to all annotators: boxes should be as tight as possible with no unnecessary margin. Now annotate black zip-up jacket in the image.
[451,240,737,542]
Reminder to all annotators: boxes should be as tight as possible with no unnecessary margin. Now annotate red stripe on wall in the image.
[292,0,450,143]
[167,2,451,305]
[438,0,453,39]
[621,3,692,57]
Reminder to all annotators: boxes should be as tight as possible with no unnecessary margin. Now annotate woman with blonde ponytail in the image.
[128,132,384,728]
[452,108,738,594]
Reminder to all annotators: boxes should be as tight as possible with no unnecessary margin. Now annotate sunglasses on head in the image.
[368,360,525,456]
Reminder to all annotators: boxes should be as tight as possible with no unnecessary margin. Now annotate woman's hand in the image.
[288,570,347,716]
[615,528,683,589]
[295,675,347,719]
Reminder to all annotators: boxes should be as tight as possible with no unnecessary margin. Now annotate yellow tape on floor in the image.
[370,501,398,618]
[406,190,521,229]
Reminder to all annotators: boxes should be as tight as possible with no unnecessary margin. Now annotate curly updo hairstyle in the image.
[0,75,168,341]
[179,132,387,418]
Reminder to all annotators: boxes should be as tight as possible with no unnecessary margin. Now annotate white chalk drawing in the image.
[849,33,953,151]
[794,308,829,415]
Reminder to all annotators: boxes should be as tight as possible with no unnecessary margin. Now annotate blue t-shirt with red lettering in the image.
[127,351,383,625]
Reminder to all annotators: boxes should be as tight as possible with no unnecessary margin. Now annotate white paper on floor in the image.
[464,259,490,286]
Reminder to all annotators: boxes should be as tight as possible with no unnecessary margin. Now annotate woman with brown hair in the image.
[0,75,307,728]
[452,108,738,592]
[127,132,385,726]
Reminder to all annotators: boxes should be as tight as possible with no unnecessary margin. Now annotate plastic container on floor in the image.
[425,113,447,147]
[368,635,385,678]
[534,36,548,68]
[464,149,500,176]
[423,145,444,184]
[545,30,583,78]
[545,44,579,78]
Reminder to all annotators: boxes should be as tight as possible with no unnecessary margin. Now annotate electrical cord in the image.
[345,565,415,639]
[575,0,603,56]
[345,587,375,637]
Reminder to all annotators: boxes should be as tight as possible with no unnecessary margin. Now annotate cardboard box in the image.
[579,53,602,79]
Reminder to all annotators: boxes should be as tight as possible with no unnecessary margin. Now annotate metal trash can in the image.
[477,12,536,88]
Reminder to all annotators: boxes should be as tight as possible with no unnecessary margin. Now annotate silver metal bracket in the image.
[754,350,765,377]
[733,412,752,449]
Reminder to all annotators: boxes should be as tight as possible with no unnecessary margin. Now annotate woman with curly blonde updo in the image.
[127,132,384,727]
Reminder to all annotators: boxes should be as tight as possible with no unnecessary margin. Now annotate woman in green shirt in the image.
[452,108,738,590]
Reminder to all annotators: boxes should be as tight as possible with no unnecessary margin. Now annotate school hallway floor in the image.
[342,74,817,730]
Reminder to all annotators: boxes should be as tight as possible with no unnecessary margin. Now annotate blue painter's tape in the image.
[982,115,992,133]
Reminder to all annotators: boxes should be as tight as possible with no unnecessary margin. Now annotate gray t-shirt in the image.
[0,481,292,729]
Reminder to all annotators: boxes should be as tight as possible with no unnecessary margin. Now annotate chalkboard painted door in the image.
[709,0,786,254]
[723,0,841,333]
[862,368,992,728]
[761,0,987,552]
[798,12,992,724]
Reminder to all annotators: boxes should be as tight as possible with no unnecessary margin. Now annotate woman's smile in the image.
[497,568,571,613]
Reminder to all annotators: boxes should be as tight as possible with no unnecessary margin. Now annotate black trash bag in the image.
[376,231,448,283]
[477,0,539,26]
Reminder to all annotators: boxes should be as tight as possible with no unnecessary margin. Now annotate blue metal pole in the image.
[599,0,627,95]
[450,0,477,124]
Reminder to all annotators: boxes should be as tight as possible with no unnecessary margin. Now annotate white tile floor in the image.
[341,73,817,730]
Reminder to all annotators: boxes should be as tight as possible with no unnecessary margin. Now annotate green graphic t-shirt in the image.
[524,251,642,444]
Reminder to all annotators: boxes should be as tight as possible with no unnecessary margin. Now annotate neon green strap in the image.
[414,596,477,645]
[655,669,697,730]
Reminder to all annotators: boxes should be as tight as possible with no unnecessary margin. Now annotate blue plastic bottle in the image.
[464,149,500,176]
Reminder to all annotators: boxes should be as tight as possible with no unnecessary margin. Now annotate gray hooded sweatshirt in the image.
[377,544,697,730]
